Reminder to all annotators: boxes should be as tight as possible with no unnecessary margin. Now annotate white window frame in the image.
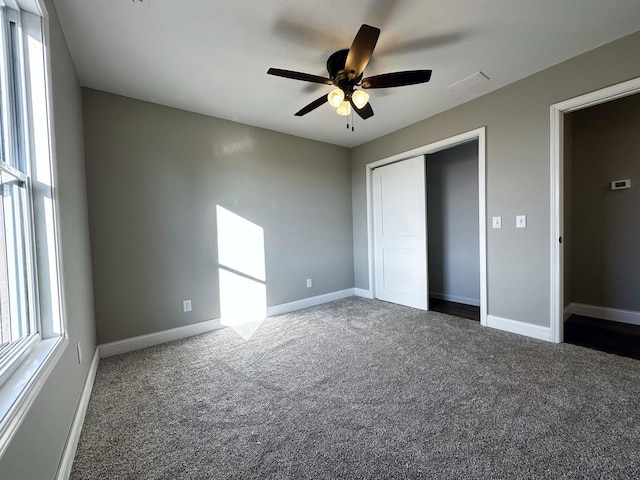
[0,0,67,457]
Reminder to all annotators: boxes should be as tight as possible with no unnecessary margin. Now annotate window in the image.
[0,0,66,456]
[0,5,37,372]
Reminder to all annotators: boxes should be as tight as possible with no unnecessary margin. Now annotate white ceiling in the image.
[52,0,640,148]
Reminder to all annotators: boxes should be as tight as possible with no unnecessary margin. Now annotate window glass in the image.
[0,167,32,356]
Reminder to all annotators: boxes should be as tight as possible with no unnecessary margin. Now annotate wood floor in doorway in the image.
[429,298,480,322]
[565,315,640,360]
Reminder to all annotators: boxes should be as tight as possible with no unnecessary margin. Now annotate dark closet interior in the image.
[426,140,480,322]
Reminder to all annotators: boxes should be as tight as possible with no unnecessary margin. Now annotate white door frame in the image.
[365,127,487,325]
[549,77,640,343]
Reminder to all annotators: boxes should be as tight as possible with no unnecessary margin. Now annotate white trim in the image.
[563,306,572,322]
[55,348,99,480]
[266,289,354,316]
[429,292,480,307]
[354,288,373,299]
[477,130,487,326]
[0,337,66,457]
[365,127,488,325]
[565,303,640,327]
[550,76,640,344]
[99,318,225,358]
[549,103,563,343]
[14,1,43,16]
[486,315,552,342]
[99,289,357,357]
[41,0,69,345]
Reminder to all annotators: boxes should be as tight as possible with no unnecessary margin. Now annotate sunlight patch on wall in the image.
[216,205,266,340]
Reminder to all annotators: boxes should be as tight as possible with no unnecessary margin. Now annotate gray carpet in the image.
[71,297,640,479]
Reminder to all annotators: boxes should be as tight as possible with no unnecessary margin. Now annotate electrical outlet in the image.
[77,343,82,364]
[306,279,312,288]
[183,299,192,312]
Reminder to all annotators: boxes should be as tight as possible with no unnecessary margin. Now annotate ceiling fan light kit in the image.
[351,89,369,109]
[267,24,432,125]
[327,88,345,107]
[336,100,351,116]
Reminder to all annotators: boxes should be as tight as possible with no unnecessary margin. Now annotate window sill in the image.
[0,335,67,457]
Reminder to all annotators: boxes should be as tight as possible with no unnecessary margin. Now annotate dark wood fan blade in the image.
[350,98,374,120]
[344,24,380,79]
[267,68,334,85]
[361,70,432,89]
[295,95,328,116]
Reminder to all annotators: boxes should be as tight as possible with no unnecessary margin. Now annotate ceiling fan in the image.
[267,24,432,121]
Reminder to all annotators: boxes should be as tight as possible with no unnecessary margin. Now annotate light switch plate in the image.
[516,215,527,228]
[492,216,502,229]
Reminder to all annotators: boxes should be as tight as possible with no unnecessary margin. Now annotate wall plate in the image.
[611,179,631,190]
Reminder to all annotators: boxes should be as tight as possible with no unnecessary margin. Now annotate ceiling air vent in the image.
[447,72,489,94]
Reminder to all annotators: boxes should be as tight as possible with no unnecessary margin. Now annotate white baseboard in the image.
[429,292,480,307]
[56,348,100,480]
[354,288,374,299]
[267,288,354,316]
[99,318,225,358]
[486,314,552,342]
[565,303,640,326]
[99,289,357,357]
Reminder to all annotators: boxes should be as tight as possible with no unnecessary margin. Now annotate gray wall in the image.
[427,140,480,305]
[82,90,353,344]
[351,31,640,327]
[569,93,640,312]
[0,0,97,478]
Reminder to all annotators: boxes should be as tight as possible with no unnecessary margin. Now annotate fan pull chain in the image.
[346,111,355,132]
[346,112,355,132]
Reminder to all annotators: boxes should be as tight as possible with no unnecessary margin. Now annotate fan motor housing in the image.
[327,49,362,89]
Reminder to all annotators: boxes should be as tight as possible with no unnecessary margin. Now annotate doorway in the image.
[561,93,640,358]
[426,140,481,321]
[366,128,487,326]
[550,76,640,344]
